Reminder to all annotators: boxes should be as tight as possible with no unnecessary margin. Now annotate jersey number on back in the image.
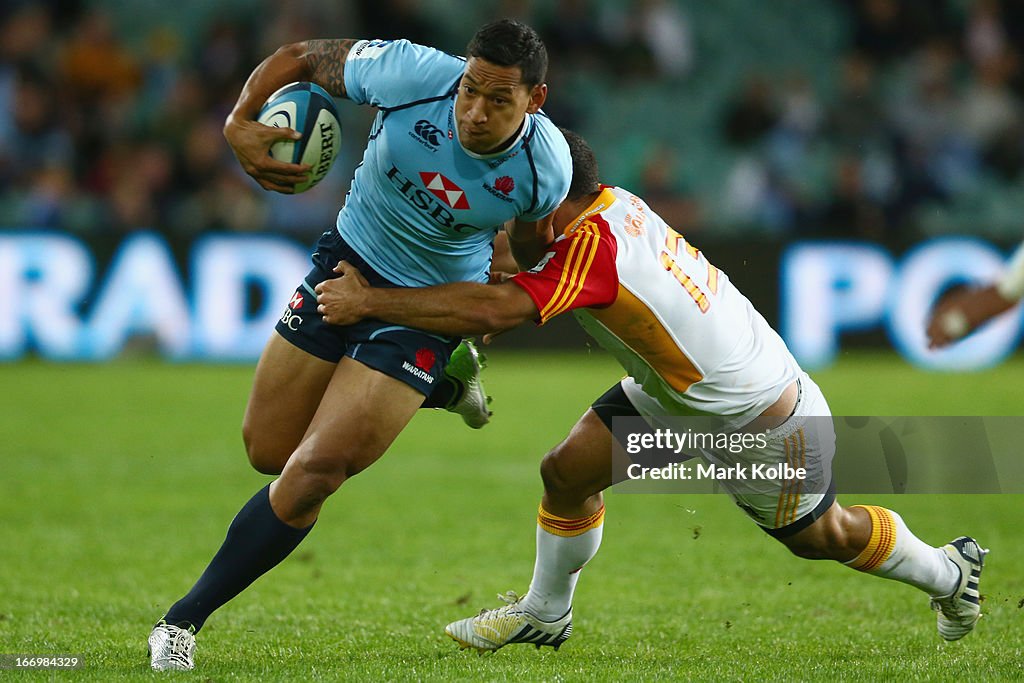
[659,227,720,313]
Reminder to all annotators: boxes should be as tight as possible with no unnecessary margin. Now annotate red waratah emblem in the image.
[414,348,436,372]
[289,292,304,309]
[494,176,515,194]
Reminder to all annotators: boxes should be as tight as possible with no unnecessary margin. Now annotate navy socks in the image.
[421,374,458,408]
[163,484,312,632]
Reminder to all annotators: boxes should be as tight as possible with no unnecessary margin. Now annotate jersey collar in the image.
[561,187,618,236]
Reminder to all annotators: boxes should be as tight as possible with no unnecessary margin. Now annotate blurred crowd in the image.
[712,0,1024,241]
[2,0,1024,243]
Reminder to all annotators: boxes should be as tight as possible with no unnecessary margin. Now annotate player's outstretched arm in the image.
[314,261,539,336]
[223,39,357,193]
[926,284,1018,348]
[927,240,1024,348]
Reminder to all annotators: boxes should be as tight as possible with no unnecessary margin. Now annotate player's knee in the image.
[539,449,595,505]
[245,446,286,476]
[273,453,350,526]
[289,450,350,503]
[291,439,376,492]
[539,450,568,495]
[783,535,834,560]
[242,425,288,475]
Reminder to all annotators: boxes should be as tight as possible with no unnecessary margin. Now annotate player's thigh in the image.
[244,228,361,468]
[719,376,837,537]
[280,302,457,481]
[243,331,337,470]
[272,358,426,525]
[278,357,426,487]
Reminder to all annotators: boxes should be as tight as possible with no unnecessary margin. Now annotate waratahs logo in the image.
[482,174,516,203]
[414,348,436,372]
[494,176,515,194]
[401,347,437,384]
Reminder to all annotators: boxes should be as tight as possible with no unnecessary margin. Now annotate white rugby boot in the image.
[444,340,492,429]
[930,536,988,641]
[148,621,196,671]
[445,591,572,653]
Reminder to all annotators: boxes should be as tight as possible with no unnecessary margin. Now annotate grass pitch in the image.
[1,350,1022,681]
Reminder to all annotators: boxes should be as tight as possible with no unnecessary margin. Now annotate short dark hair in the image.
[466,19,548,86]
[560,128,601,201]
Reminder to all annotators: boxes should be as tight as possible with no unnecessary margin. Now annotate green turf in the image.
[1,351,1022,681]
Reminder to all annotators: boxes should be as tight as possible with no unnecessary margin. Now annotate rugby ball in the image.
[257,82,341,193]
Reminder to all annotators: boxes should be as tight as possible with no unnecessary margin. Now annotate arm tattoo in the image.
[304,39,357,98]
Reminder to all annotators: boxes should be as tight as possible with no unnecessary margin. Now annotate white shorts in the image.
[617,373,837,537]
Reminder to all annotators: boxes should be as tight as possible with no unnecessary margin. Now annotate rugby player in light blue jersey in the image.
[147,20,571,671]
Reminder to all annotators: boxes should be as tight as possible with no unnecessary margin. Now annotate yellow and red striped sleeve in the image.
[511,214,618,324]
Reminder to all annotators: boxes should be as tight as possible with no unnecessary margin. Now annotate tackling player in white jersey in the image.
[315,129,987,651]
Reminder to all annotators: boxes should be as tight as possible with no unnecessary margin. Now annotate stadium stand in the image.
[2,0,1023,242]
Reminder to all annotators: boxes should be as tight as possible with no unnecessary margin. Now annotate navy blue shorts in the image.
[275,229,460,396]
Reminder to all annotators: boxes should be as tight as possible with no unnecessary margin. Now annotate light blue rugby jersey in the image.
[338,39,571,286]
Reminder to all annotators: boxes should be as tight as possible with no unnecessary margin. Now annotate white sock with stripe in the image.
[844,505,960,597]
[520,504,605,621]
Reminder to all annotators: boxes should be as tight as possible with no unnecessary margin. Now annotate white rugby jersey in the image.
[512,186,800,421]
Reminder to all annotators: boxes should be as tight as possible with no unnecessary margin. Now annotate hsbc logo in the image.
[410,119,443,150]
[419,172,470,209]
[385,166,482,232]
[280,291,305,330]
[280,308,303,331]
